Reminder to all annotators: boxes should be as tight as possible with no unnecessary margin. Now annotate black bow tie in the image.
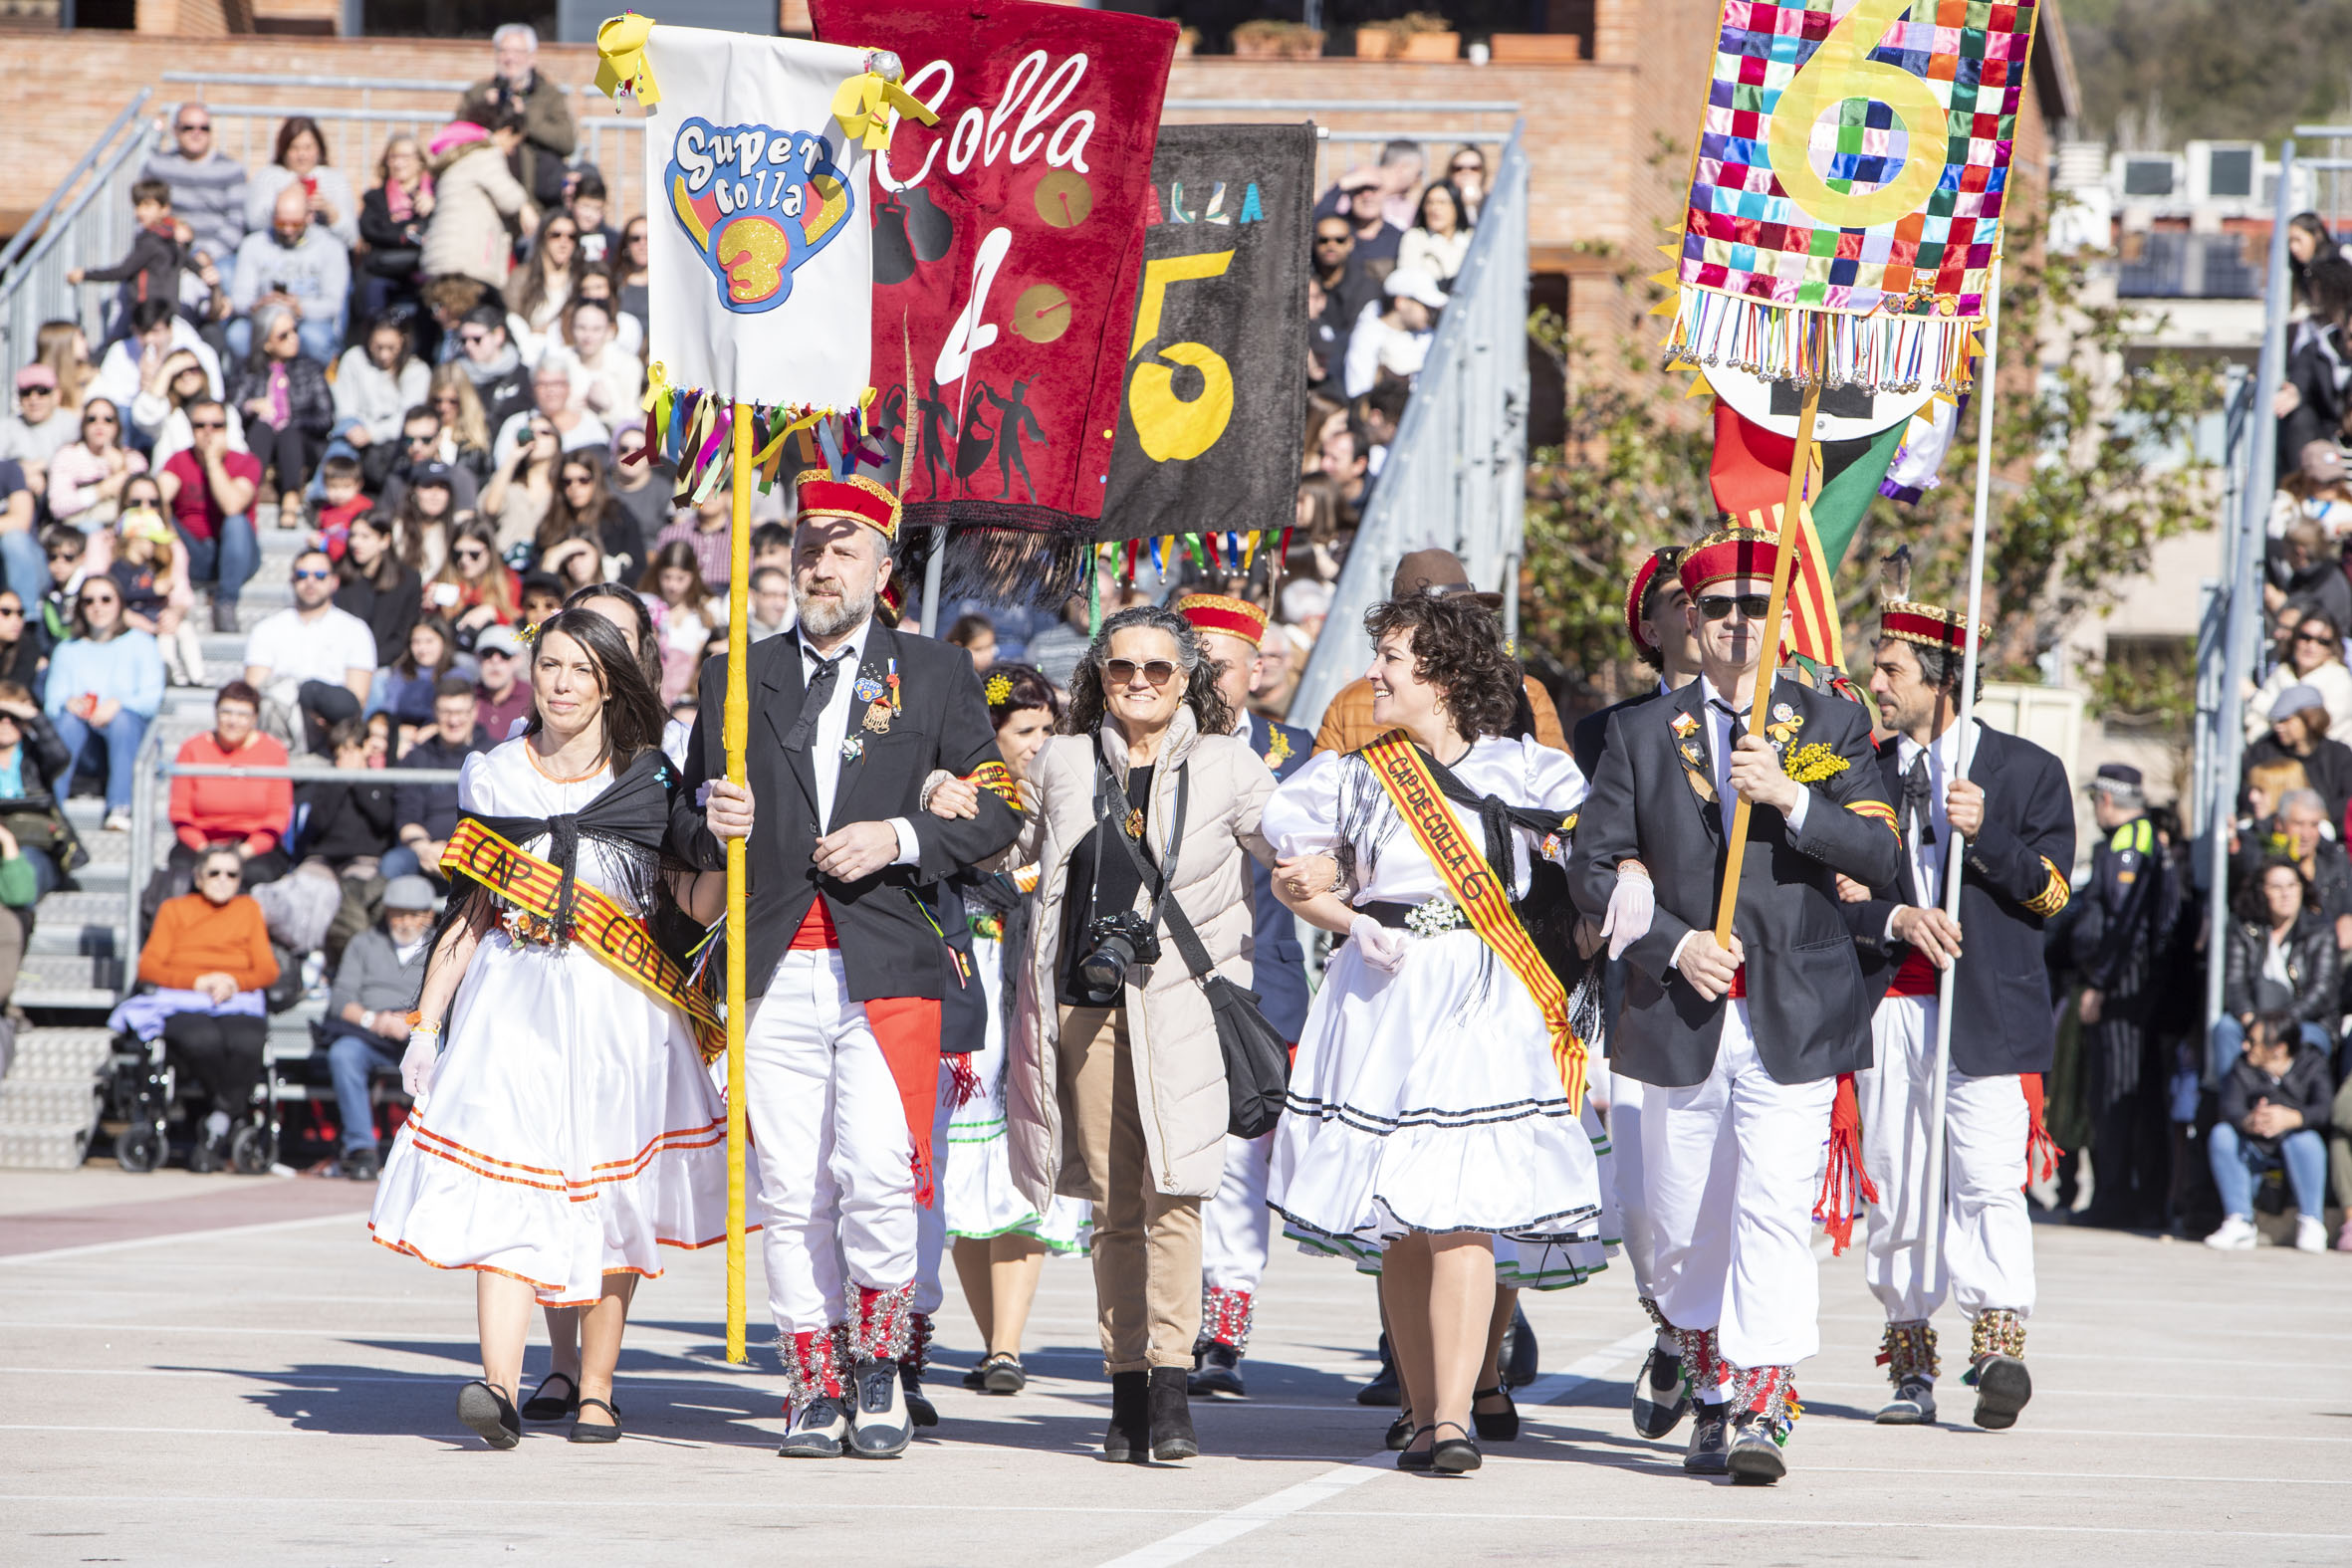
[785,651,844,753]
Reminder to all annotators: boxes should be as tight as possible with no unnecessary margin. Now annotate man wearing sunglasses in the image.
[1572,526,1899,1484]
[453,306,533,430]
[140,101,249,294]
[241,550,376,755]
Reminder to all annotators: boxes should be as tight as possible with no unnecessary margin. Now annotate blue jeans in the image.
[52,707,149,812]
[2209,1122,2327,1219]
[2208,1014,2335,1087]
[0,528,45,610]
[326,1024,402,1153]
[174,514,260,606]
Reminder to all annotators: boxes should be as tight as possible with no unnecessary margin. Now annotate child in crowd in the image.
[567,170,622,266]
[40,526,88,643]
[68,180,188,332]
[112,507,201,687]
[517,571,564,629]
[313,454,372,560]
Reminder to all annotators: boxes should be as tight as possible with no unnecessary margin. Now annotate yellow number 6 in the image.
[1765,0,1951,230]
[1129,251,1237,463]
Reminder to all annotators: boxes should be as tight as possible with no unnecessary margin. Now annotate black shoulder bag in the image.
[1097,753,1291,1139]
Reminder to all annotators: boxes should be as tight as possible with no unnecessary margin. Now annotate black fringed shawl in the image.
[437,747,679,953]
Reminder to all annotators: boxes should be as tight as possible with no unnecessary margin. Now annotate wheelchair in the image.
[104,1029,284,1175]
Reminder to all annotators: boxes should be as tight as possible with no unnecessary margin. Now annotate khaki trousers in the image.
[1060,1005,1203,1372]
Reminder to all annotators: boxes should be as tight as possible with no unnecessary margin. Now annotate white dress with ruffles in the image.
[1264,734,1617,1288]
[368,740,732,1306]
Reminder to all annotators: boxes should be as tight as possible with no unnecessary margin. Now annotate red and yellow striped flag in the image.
[1734,500,1844,672]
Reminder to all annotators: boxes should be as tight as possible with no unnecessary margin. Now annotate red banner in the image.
[809,0,1178,600]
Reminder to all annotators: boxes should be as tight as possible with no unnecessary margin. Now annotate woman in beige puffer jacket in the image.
[1003,603,1275,1462]
[422,123,532,291]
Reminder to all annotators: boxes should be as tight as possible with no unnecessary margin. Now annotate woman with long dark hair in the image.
[538,447,644,584]
[336,510,423,668]
[636,541,714,704]
[370,607,731,1449]
[427,518,522,646]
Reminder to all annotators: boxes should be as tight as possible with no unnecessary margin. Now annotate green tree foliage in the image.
[2069,0,2352,144]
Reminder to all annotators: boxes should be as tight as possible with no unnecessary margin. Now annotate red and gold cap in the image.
[1173,592,1269,649]
[794,470,901,542]
[1624,545,1687,656]
[1677,527,1781,594]
[1880,600,1976,654]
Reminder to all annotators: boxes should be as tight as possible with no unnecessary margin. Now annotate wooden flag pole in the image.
[723,404,753,1365]
[1712,312,1825,947]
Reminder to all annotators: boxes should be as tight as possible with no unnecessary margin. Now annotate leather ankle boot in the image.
[1147,1366,1198,1461]
[1104,1370,1149,1461]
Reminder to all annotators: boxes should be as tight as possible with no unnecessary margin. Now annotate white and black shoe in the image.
[1969,1356,2031,1431]
[1682,1403,1731,1475]
[1632,1348,1689,1440]
[1189,1342,1247,1398]
[848,1357,912,1457]
[779,1396,849,1458]
[1875,1375,1937,1425]
[1726,1413,1789,1485]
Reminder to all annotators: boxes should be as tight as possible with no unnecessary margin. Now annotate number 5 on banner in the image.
[1764,0,1951,231]
[1128,251,1235,463]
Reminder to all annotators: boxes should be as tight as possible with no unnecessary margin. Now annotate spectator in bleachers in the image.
[2,365,79,502]
[2265,788,2352,953]
[462,23,577,209]
[1316,416,1369,518]
[227,304,335,532]
[1443,143,1489,224]
[2204,1009,2335,1253]
[2248,604,2352,741]
[428,518,522,648]
[323,872,437,1181]
[568,169,621,268]
[570,264,642,357]
[391,461,464,581]
[47,397,144,532]
[141,104,247,292]
[539,446,642,584]
[131,347,246,481]
[93,300,223,413]
[156,398,260,632]
[426,363,500,482]
[2243,682,2352,830]
[38,525,88,644]
[603,425,666,556]
[356,134,435,328]
[36,322,95,409]
[0,459,28,595]
[493,362,607,472]
[506,208,581,340]
[330,317,430,480]
[373,405,471,515]
[168,681,291,887]
[1316,139,1422,258]
[947,612,996,670]
[2263,516,2352,634]
[245,115,358,250]
[543,531,604,595]
[616,216,650,332]
[1286,473,1345,583]
[44,561,159,831]
[652,488,735,592]
[113,504,201,688]
[385,675,489,884]
[1310,216,1373,367]
[1343,269,1441,400]
[335,511,422,669]
[1353,380,1406,480]
[314,456,373,558]
[0,682,77,899]
[373,615,465,751]
[482,412,557,558]
[228,186,351,367]
[296,718,394,887]
[422,119,534,294]
[518,571,563,628]
[545,299,640,427]
[2214,857,2341,1087]
[639,540,715,704]
[473,623,531,737]
[132,845,279,1172]
[1396,180,1472,287]
[0,590,48,696]
[66,179,188,335]
[747,565,794,643]
[449,306,533,433]
[243,549,376,755]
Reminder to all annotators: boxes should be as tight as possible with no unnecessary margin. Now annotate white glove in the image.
[1601,867,1656,962]
[400,1028,441,1103]
[1349,915,1411,974]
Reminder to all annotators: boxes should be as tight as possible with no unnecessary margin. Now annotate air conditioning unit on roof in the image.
[2189,141,2262,207]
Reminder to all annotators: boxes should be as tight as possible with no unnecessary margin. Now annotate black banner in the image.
[1100,122,1313,544]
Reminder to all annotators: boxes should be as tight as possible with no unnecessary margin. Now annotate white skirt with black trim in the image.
[1268,925,1615,1289]
[940,935,1092,1252]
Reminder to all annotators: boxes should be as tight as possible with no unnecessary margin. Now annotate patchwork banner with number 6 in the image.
[1663,0,2044,395]
[1101,123,1313,549]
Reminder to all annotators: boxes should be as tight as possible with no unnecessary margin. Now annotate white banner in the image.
[642,26,874,411]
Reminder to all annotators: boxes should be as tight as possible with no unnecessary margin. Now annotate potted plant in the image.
[1356,12,1460,61]
[1232,19,1325,59]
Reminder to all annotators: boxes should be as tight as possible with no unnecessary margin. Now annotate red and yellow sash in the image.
[443,818,726,1064]
[1358,730,1587,1112]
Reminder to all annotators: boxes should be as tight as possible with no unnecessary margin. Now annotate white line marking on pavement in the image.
[1090,1325,1656,1568]
[0,1209,366,1265]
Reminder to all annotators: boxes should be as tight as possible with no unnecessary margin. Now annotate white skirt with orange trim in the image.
[369,928,735,1307]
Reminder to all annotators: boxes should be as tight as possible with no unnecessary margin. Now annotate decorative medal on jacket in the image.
[1672,709,1715,803]
[855,665,891,734]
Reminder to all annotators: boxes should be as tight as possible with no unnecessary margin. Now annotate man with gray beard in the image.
[669,471,1020,1461]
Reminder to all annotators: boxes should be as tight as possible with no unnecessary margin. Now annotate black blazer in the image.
[1572,677,1900,1087]
[1242,711,1313,1040]
[669,619,1020,1004]
[1840,723,2077,1077]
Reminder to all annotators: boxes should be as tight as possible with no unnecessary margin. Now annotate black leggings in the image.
[245,417,319,497]
[162,1011,268,1116]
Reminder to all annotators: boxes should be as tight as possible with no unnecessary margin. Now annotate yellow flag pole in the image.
[1712,313,1823,947]
[724,403,753,1365]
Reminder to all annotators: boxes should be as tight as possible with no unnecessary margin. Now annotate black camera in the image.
[1078,909,1160,995]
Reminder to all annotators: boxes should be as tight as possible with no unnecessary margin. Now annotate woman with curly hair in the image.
[1002,604,1277,1463]
[1261,592,1606,1477]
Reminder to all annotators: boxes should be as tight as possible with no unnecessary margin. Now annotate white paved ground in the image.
[1,1168,2347,1567]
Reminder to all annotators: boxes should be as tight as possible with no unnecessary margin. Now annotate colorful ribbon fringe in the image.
[638,378,875,502]
[1664,287,1978,395]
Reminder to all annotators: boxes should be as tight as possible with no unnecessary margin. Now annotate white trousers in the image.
[1201,1131,1274,1292]
[913,1064,955,1317]
[1605,1066,1658,1302]
[745,948,917,1338]
[1858,996,2035,1326]
[1645,1001,1834,1370]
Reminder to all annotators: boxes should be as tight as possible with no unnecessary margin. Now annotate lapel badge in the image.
[862,699,893,734]
[1683,766,1718,804]
[1264,729,1294,768]
[1678,739,1707,772]
[840,736,864,763]
[853,674,885,704]
[1671,711,1699,739]
[1772,702,1795,723]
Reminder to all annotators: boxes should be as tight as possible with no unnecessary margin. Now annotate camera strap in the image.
[1097,752,1221,984]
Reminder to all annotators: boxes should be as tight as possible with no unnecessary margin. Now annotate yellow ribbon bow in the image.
[640,359,670,414]
[830,67,939,153]
[594,14,660,108]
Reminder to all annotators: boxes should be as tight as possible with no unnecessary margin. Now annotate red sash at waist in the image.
[1728,965,1745,1000]
[790,898,838,951]
[1889,949,1942,997]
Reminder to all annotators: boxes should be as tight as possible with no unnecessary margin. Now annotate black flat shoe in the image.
[1472,1384,1520,1442]
[1396,1425,1436,1470]
[1431,1421,1482,1474]
[961,1363,989,1390]
[980,1352,1027,1394]
[1385,1413,1415,1451]
[521,1371,580,1422]
[456,1380,521,1450]
[568,1396,622,1445]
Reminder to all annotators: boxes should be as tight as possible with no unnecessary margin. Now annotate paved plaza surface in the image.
[1,1168,2346,1566]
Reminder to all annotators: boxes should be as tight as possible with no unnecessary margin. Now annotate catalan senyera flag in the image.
[1734,500,1844,672]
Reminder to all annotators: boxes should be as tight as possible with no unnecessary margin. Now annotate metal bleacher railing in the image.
[0,90,158,387]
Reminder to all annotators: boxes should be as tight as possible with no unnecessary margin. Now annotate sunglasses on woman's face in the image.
[200,867,240,882]
[0,605,22,618]
[84,412,118,426]
[80,592,118,608]
[1104,658,1177,688]
[454,547,488,564]
[562,474,595,489]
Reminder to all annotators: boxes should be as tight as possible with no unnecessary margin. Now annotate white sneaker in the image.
[2204,1215,2258,1250]
[2295,1216,2328,1253]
